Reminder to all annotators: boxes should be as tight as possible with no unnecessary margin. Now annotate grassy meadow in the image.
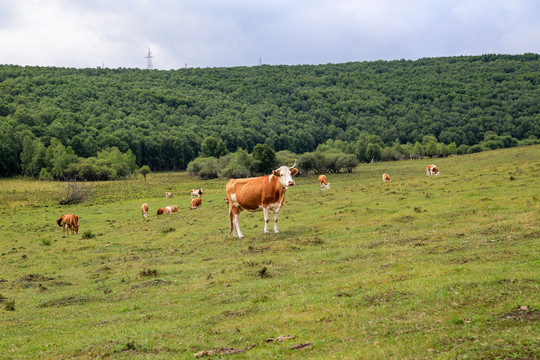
[1,145,539,359]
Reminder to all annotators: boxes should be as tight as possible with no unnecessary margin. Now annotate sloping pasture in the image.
[1,146,539,359]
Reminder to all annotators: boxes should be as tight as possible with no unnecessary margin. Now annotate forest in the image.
[1,53,539,178]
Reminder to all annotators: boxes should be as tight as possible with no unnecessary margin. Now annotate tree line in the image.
[1,53,539,177]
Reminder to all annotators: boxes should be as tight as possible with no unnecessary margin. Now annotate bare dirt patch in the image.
[130,279,170,289]
[502,306,540,322]
[39,295,92,307]
[194,344,256,358]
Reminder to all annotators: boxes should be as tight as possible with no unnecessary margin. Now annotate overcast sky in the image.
[1,0,539,69]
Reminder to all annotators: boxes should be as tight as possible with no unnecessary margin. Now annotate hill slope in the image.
[1,54,539,175]
[1,145,539,358]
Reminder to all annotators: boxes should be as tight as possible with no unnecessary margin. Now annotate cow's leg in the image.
[234,214,244,238]
[263,207,270,233]
[273,210,280,234]
[228,208,236,236]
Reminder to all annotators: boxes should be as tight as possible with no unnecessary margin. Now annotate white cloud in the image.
[1,0,539,69]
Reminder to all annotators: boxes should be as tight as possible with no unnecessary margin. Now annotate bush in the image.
[298,153,318,174]
[187,157,220,179]
[39,168,53,181]
[59,181,93,205]
[336,154,359,173]
[81,230,95,239]
[467,144,484,154]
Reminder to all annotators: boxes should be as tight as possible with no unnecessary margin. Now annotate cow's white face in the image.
[273,166,298,189]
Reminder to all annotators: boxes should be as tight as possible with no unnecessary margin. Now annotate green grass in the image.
[1,146,539,359]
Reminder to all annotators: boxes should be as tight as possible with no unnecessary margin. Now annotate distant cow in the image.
[165,192,174,198]
[157,206,175,215]
[141,203,149,218]
[318,175,330,190]
[225,161,298,238]
[190,188,203,199]
[190,198,202,209]
[382,173,391,182]
[426,164,439,176]
[56,214,79,235]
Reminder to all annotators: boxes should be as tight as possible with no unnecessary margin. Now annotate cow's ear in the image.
[290,168,298,176]
[273,170,280,177]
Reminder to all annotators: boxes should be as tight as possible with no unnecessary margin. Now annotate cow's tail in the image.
[56,216,63,227]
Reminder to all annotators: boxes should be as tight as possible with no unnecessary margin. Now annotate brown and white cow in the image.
[318,175,330,190]
[190,188,203,199]
[190,198,202,209]
[225,162,298,238]
[156,206,174,215]
[165,192,174,198]
[382,173,391,182]
[141,203,149,218]
[426,164,439,176]
[170,205,179,213]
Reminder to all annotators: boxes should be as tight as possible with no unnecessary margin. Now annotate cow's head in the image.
[273,160,298,189]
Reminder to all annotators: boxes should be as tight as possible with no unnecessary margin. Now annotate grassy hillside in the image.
[1,54,540,175]
[1,146,539,359]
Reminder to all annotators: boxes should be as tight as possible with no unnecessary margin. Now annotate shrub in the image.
[81,230,95,239]
[467,144,484,154]
[59,181,93,205]
[187,157,220,179]
[4,299,15,311]
[40,238,51,246]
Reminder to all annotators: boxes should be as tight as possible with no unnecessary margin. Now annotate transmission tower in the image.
[145,48,153,70]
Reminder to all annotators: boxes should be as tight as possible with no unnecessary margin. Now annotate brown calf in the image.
[318,175,330,190]
[190,198,202,209]
[56,214,79,235]
[141,203,149,218]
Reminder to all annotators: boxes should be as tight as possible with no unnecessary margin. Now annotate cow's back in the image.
[227,176,282,210]
[319,175,328,184]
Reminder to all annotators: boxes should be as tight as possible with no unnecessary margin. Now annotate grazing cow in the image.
[56,214,79,235]
[426,164,439,176]
[225,161,298,238]
[382,173,391,182]
[190,198,202,209]
[141,203,149,218]
[165,192,174,198]
[190,188,203,199]
[156,207,172,215]
[318,175,330,190]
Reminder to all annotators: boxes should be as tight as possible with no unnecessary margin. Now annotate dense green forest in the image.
[1,54,539,177]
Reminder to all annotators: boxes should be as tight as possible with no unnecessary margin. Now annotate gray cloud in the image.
[1,0,539,69]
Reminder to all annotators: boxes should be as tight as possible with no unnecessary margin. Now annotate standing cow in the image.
[382,173,391,182]
[190,188,203,200]
[426,165,439,176]
[56,214,79,235]
[318,175,330,190]
[141,203,149,218]
[225,162,298,238]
